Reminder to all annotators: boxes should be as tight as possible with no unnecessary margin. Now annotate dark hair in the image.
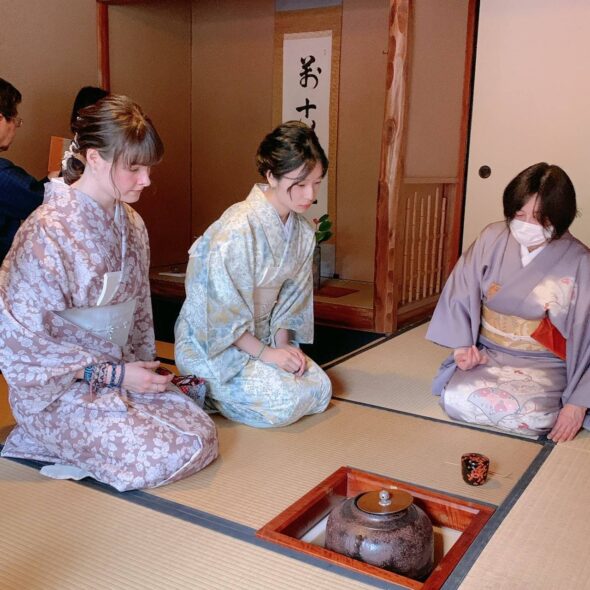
[0,78,22,120]
[503,162,577,239]
[63,94,164,185]
[70,86,109,133]
[256,121,328,190]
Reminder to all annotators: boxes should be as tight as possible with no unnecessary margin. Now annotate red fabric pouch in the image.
[155,367,207,407]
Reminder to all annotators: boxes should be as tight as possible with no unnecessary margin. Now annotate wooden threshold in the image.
[314,301,374,331]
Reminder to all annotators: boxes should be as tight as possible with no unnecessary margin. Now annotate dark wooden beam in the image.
[97,1,110,91]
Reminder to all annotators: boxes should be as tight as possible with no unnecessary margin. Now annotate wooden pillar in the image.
[97,1,110,91]
[373,0,410,334]
[446,0,478,272]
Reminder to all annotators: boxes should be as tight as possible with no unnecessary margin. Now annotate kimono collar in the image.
[45,179,119,224]
[246,184,300,263]
[45,178,129,271]
[247,183,293,226]
[493,228,577,314]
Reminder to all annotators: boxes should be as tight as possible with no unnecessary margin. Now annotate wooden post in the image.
[445,0,478,271]
[373,0,410,333]
[97,1,110,91]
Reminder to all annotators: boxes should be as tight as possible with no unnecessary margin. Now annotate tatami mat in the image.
[328,323,538,439]
[329,323,450,417]
[459,444,590,589]
[146,399,541,529]
[0,459,377,590]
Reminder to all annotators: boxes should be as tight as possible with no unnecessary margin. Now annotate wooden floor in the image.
[0,326,589,589]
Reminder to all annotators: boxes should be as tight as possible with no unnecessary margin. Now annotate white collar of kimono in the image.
[520,243,545,267]
[256,183,294,238]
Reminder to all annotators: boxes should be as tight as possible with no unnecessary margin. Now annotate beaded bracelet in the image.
[115,363,125,388]
[83,365,94,382]
[82,362,125,389]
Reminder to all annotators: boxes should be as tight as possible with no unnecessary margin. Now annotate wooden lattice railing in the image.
[395,179,457,323]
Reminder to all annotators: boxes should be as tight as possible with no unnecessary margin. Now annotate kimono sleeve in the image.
[0,221,104,413]
[270,227,315,345]
[426,227,490,349]
[126,213,156,362]
[560,253,590,421]
[203,230,257,356]
[178,223,257,383]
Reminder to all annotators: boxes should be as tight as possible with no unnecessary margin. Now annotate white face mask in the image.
[509,219,553,248]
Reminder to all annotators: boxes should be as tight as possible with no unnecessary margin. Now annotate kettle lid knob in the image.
[379,490,392,506]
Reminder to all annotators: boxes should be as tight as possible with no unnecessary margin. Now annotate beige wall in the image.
[2,0,191,268]
[1,0,97,178]
[191,0,275,240]
[190,0,386,283]
[109,0,192,267]
[3,0,388,281]
[404,0,469,179]
[336,0,387,281]
[464,0,590,249]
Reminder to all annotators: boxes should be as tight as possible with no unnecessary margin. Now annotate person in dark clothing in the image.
[69,86,108,134]
[0,78,44,264]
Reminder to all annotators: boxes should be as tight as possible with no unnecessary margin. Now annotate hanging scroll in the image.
[274,5,341,224]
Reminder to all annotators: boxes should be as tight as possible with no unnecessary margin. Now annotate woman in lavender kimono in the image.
[427,163,590,441]
[0,95,218,491]
[175,121,332,428]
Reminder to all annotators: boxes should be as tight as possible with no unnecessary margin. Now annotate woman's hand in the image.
[262,344,307,377]
[123,360,174,393]
[548,404,587,443]
[453,345,488,371]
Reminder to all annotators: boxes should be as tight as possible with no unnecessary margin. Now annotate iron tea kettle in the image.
[324,487,434,579]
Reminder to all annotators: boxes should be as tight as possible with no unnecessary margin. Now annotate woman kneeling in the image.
[427,163,590,442]
[175,122,332,428]
[0,95,218,490]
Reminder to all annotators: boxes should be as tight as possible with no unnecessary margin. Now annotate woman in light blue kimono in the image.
[175,122,332,427]
[427,163,590,441]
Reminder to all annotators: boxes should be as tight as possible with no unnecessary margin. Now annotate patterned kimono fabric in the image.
[427,222,590,436]
[0,181,218,491]
[175,184,332,428]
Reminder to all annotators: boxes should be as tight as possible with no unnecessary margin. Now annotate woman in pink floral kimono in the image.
[0,95,218,491]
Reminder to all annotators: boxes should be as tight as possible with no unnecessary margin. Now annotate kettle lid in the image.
[356,488,413,515]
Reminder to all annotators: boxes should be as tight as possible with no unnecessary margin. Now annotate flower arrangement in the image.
[313,213,332,244]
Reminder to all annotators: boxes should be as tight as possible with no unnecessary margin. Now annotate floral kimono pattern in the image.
[0,180,218,491]
[427,222,590,435]
[175,184,331,428]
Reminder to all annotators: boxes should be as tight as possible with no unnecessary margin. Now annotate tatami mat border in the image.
[320,335,389,370]
[0,320,552,588]
[332,396,548,446]
[319,320,429,372]
[2,440,554,590]
[156,322,545,446]
[1,454,396,590]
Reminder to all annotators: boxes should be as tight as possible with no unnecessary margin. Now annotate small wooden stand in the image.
[256,466,494,589]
